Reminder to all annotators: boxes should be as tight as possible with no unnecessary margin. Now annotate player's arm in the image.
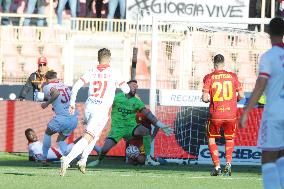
[41,88,60,109]
[140,108,173,136]
[240,77,267,128]
[69,78,85,115]
[118,81,130,94]
[201,74,210,103]
[201,92,210,103]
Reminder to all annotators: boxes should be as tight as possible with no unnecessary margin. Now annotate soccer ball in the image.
[126,145,140,159]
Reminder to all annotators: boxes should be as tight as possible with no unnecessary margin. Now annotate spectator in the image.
[56,0,77,29]
[86,0,103,18]
[23,0,46,26]
[107,0,125,19]
[0,0,12,25]
[19,56,49,101]
[277,0,284,17]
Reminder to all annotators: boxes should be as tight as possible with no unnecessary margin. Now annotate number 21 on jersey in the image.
[212,81,233,102]
[92,81,108,98]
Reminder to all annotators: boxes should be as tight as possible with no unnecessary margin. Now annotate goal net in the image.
[135,20,271,164]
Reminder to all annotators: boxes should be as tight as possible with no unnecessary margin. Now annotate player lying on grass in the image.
[25,128,74,162]
[25,128,101,162]
[85,80,173,171]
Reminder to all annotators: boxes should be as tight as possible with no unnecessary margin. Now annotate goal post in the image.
[148,16,270,165]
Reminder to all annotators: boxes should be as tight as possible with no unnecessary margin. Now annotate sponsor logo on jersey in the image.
[118,107,132,117]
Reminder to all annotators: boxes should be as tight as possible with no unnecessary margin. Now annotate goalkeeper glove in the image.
[156,121,173,136]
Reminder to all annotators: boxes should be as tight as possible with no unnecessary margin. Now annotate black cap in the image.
[213,54,224,64]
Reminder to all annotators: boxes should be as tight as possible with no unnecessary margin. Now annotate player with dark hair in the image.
[59,48,130,176]
[202,54,244,176]
[19,57,49,101]
[240,17,284,189]
[87,80,173,169]
[41,70,79,164]
[25,128,74,162]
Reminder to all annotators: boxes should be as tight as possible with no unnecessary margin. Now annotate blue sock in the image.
[42,134,51,160]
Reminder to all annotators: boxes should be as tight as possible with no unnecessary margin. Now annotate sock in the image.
[276,156,284,189]
[65,143,75,155]
[143,136,151,157]
[42,134,51,160]
[262,163,280,189]
[208,143,220,168]
[57,141,68,156]
[80,137,98,164]
[225,140,234,164]
[65,137,88,165]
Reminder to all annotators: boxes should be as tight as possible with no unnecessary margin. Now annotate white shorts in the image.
[84,102,110,137]
[257,119,284,151]
[48,115,78,137]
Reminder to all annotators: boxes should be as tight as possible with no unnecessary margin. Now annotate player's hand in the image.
[239,111,248,129]
[161,125,174,136]
[41,102,49,109]
[69,105,75,115]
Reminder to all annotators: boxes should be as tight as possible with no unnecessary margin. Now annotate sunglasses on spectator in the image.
[38,63,47,66]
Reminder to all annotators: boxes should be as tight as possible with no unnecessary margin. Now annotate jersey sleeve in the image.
[79,70,92,85]
[135,98,146,111]
[113,70,130,94]
[233,73,242,92]
[42,84,52,99]
[258,54,271,79]
[202,74,211,93]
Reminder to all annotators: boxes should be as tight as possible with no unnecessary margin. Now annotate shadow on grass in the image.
[0,153,261,175]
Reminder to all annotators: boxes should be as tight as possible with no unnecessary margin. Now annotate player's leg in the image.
[43,118,58,162]
[258,120,284,189]
[87,138,117,167]
[276,150,284,189]
[57,115,78,156]
[132,125,159,166]
[207,120,222,176]
[223,120,237,176]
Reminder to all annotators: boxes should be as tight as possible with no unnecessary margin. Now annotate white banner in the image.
[198,145,261,165]
[127,0,250,23]
[159,89,209,107]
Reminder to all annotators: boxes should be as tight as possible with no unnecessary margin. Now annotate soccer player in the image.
[41,70,79,163]
[87,80,173,168]
[25,128,74,162]
[240,18,284,189]
[202,54,244,176]
[59,48,130,176]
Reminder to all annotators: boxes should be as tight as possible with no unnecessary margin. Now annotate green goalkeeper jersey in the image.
[111,93,145,128]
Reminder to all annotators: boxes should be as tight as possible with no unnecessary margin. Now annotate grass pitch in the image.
[0,152,262,189]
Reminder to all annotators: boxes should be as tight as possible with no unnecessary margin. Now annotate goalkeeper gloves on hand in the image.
[156,121,174,136]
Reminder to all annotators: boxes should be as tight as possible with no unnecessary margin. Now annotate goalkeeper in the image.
[87,80,173,168]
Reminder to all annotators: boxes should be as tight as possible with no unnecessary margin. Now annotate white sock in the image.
[262,163,280,189]
[42,134,51,160]
[65,138,88,165]
[276,157,284,189]
[57,141,68,156]
[80,137,98,164]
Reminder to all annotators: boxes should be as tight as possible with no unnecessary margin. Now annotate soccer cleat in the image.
[145,157,160,166]
[87,160,100,167]
[210,167,222,176]
[223,163,232,176]
[59,156,70,177]
[77,160,86,174]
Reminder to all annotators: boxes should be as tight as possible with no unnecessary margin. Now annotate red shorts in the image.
[207,119,237,139]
